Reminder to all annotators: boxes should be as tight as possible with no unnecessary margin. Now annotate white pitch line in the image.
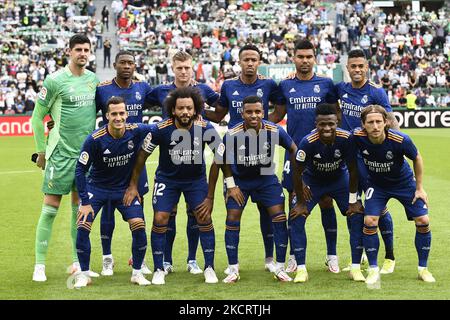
[0,170,39,175]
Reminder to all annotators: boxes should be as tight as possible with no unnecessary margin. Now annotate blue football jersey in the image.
[96,79,153,124]
[75,123,154,205]
[141,118,223,181]
[296,128,355,182]
[222,120,293,179]
[336,80,392,131]
[279,74,338,146]
[219,75,283,128]
[352,128,417,187]
[147,82,219,118]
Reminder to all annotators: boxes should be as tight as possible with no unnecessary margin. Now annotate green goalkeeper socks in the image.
[71,204,79,263]
[35,204,58,264]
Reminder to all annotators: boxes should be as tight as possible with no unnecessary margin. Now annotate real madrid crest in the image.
[257,88,263,97]
[136,91,142,101]
[128,140,134,150]
[361,95,368,104]
[334,149,341,158]
[386,151,393,160]
[314,85,320,93]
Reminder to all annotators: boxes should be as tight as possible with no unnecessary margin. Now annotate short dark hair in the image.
[164,87,204,119]
[106,96,126,112]
[294,39,315,55]
[348,49,366,60]
[316,103,337,116]
[243,95,263,108]
[115,50,135,62]
[69,34,91,49]
[239,44,261,59]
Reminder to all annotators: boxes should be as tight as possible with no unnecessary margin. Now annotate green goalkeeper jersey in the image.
[37,65,99,159]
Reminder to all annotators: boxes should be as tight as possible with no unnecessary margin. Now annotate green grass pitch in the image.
[0,129,449,300]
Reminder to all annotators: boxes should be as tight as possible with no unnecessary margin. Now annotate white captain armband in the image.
[141,132,156,154]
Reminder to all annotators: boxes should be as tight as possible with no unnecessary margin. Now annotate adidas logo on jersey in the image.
[232,90,239,96]
[289,88,296,93]
[239,145,246,150]
[343,93,348,98]
[314,154,321,159]
[103,149,111,154]
[170,141,177,146]
[134,200,140,206]
[362,150,370,155]
[88,192,94,199]
[144,182,148,188]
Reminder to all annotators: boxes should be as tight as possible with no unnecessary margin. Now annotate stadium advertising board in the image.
[1,109,449,136]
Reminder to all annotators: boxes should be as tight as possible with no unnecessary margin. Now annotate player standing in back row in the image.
[204,44,284,273]
[269,40,340,274]
[31,34,100,282]
[336,49,400,274]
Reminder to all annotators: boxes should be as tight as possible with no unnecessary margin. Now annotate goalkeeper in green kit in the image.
[31,34,100,282]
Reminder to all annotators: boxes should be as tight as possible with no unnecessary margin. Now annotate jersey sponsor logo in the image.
[289,88,296,93]
[79,151,89,165]
[128,140,134,150]
[296,150,306,162]
[232,90,239,96]
[386,151,393,160]
[361,95,368,104]
[334,149,341,158]
[314,85,320,93]
[103,149,111,154]
[257,88,263,97]
[314,153,321,159]
[38,87,47,100]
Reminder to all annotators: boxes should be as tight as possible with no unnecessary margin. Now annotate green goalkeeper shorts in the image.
[42,148,77,195]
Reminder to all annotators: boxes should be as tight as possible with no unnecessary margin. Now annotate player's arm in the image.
[75,139,95,224]
[31,101,50,169]
[123,131,157,206]
[203,104,228,123]
[412,151,428,207]
[290,153,309,218]
[268,103,286,124]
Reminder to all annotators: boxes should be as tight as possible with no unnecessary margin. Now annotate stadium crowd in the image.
[0,0,449,115]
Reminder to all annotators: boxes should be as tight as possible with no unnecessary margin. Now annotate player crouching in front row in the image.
[353,105,435,284]
[74,96,154,288]
[123,86,243,285]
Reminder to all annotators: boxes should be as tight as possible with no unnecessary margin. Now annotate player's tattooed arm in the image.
[412,152,428,207]
[196,161,220,220]
[387,112,400,130]
[268,104,286,124]
[203,104,228,123]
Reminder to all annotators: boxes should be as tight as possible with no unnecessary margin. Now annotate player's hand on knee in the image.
[36,152,46,170]
[413,188,428,207]
[77,205,95,224]
[303,185,313,201]
[227,187,245,207]
[290,202,309,219]
[346,202,364,216]
[195,197,214,221]
[123,185,140,206]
